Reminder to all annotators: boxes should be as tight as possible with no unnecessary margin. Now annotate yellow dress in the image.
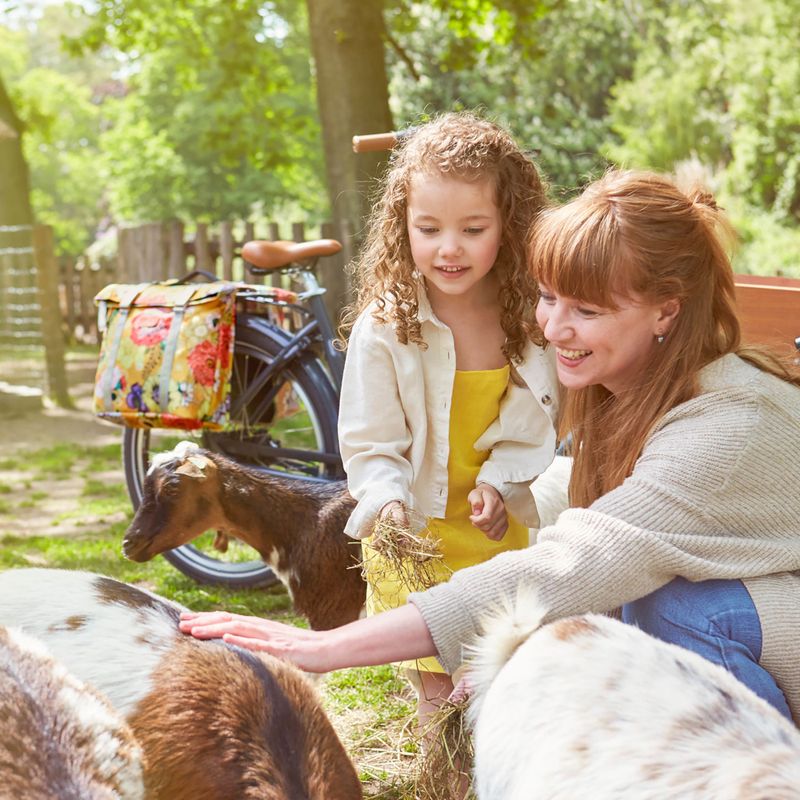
[363,365,528,673]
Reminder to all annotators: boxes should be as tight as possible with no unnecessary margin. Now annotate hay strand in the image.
[414,697,475,800]
[361,508,449,598]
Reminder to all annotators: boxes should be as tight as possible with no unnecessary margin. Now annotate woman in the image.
[180,170,800,724]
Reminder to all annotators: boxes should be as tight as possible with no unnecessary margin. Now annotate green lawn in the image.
[0,439,419,798]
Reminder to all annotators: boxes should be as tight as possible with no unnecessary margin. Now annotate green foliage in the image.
[73,0,326,223]
[605,0,800,225]
[0,8,109,253]
[386,0,643,194]
[5,0,800,274]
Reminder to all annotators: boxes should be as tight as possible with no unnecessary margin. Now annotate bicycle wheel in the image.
[122,314,342,588]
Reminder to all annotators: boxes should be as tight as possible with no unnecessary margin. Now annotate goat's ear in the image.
[176,455,213,480]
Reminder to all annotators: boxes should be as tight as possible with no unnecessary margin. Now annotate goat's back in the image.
[470,604,800,800]
[0,568,362,800]
[0,624,143,800]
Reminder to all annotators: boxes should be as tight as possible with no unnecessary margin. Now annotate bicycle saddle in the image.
[241,239,342,270]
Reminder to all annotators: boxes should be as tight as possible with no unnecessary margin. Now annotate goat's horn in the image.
[175,455,212,479]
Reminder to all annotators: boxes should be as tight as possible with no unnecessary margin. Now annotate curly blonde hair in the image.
[339,111,548,363]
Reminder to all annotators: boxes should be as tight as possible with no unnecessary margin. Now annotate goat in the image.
[122,442,366,630]
[468,596,800,800]
[0,568,363,800]
[0,624,144,800]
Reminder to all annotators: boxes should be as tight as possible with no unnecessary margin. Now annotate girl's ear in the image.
[656,298,681,333]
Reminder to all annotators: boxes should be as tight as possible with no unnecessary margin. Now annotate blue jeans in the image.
[622,577,792,722]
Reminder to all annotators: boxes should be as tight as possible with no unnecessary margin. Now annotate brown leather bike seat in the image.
[241,239,342,271]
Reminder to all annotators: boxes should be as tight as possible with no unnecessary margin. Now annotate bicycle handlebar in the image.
[351,132,401,153]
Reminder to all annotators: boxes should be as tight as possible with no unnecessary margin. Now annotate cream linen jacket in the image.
[338,291,559,539]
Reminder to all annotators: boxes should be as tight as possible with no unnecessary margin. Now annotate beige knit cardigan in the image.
[410,354,800,723]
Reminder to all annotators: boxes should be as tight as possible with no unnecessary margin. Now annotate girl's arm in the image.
[338,316,416,536]
[179,603,437,673]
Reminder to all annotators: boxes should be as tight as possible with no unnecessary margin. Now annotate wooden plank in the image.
[733,273,800,355]
[32,225,71,407]
[220,221,234,281]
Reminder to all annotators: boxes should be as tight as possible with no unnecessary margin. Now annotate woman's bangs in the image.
[533,209,620,308]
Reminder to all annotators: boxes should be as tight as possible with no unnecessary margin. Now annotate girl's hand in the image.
[468,484,508,541]
[178,612,336,673]
[379,499,409,527]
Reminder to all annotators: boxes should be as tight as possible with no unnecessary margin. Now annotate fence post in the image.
[61,256,76,340]
[195,223,212,274]
[320,220,349,325]
[168,220,185,277]
[220,221,234,281]
[32,225,71,407]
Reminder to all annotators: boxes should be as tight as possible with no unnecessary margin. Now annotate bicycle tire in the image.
[122,314,342,589]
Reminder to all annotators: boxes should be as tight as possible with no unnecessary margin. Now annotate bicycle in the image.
[122,238,348,589]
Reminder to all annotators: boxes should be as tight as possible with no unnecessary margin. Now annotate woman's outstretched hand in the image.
[179,603,439,674]
[178,612,336,673]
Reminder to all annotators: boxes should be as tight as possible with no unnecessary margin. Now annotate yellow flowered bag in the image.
[93,280,237,430]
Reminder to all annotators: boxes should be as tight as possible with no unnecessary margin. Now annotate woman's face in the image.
[535,285,678,394]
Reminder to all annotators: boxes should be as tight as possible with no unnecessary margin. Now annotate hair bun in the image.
[689,188,720,212]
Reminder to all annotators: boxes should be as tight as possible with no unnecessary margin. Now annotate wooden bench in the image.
[733,273,800,356]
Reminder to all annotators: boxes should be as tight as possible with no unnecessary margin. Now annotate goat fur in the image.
[123,442,365,630]
[0,568,362,800]
[0,624,144,800]
[468,593,800,800]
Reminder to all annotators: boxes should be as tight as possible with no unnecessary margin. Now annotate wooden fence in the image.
[57,219,352,344]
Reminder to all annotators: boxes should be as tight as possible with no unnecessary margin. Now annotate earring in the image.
[656,333,665,344]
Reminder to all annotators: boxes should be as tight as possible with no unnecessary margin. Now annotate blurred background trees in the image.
[1,0,798,274]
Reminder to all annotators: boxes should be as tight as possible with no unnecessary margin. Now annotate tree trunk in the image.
[306,0,393,308]
[0,73,33,226]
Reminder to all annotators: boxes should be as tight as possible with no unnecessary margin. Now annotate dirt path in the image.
[0,354,120,454]
[0,353,127,538]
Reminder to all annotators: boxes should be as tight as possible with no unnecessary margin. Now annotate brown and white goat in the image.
[468,595,800,800]
[0,568,363,800]
[0,624,144,800]
[122,442,366,630]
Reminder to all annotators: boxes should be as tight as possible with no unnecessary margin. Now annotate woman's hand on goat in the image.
[179,612,337,672]
[179,603,439,673]
[468,483,508,541]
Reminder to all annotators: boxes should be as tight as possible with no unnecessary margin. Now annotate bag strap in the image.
[157,284,203,413]
[99,283,150,412]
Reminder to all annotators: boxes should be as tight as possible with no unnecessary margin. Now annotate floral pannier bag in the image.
[93,280,237,430]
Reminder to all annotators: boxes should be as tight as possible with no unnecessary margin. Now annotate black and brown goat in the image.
[123,442,366,630]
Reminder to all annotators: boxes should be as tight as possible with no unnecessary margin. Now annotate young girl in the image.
[336,112,559,728]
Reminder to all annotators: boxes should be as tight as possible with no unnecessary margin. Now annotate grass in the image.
[0,437,420,798]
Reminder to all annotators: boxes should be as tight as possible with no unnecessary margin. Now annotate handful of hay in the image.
[361,507,449,594]
[414,696,475,800]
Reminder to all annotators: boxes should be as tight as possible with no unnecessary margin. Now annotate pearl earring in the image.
[656,333,665,344]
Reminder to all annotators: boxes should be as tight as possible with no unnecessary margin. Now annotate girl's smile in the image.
[406,173,502,305]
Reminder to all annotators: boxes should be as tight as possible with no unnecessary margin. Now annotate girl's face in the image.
[535,286,679,394]
[406,173,502,304]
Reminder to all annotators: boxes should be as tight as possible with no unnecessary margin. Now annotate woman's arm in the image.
[179,603,437,672]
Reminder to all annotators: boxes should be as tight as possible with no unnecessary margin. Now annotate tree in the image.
[0,71,32,225]
[306,0,393,260]
[1,5,112,253]
[71,0,327,224]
